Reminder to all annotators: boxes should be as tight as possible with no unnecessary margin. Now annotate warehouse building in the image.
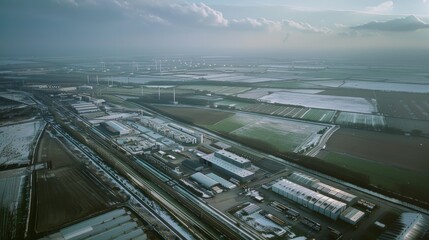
[206,173,237,189]
[200,153,255,182]
[40,208,147,240]
[379,212,429,240]
[190,172,219,189]
[272,179,347,220]
[340,207,365,225]
[71,102,100,114]
[288,172,357,204]
[101,121,131,135]
[214,150,251,168]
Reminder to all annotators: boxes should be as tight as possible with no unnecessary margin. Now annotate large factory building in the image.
[272,179,347,220]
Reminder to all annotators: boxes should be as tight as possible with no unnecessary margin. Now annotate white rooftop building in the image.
[272,179,347,220]
[201,153,254,182]
[214,150,251,168]
[101,121,131,135]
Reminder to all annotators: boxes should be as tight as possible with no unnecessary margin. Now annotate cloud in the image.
[365,1,394,14]
[351,15,429,31]
[229,18,282,32]
[284,20,331,34]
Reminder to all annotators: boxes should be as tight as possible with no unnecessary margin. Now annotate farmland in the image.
[239,103,335,123]
[323,128,429,172]
[335,112,386,130]
[152,105,234,125]
[153,105,330,153]
[376,92,429,121]
[259,91,377,114]
[0,120,44,167]
[178,85,251,96]
[319,151,429,203]
[0,171,29,240]
[34,130,123,233]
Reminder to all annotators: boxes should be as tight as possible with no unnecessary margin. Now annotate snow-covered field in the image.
[0,120,44,166]
[341,80,429,93]
[259,92,377,113]
[0,91,36,105]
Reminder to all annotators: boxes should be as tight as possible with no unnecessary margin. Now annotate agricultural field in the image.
[301,109,336,123]
[34,130,123,233]
[241,103,335,123]
[319,151,429,203]
[0,91,36,106]
[259,91,377,114]
[152,105,330,153]
[201,73,280,83]
[341,80,429,93]
[335,112,386,130]
[323,128,429,172]
[205,113,329,153]
[0,171,29,240]
[242,103,308,118]
[213,100,252,109]
[152,105,234,125]
[376,92,429,121]
[178,85,251,96]
[237,88,285,99]
[386,117,429,134]
[97,86,193,97]
[0,120,44,167]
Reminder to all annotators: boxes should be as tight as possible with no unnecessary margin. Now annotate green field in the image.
[335,112,386,130]
[154,105,328,153]
[98,86,192,97]
[204,113,327,152]
[178,85,251,95]
[240,103,335,123]
[301,108,336,122]
[321,151,429,202]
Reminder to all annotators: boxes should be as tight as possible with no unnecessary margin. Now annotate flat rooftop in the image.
[202,153,254,178]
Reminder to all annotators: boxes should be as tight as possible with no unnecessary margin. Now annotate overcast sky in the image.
[1,0,429,57]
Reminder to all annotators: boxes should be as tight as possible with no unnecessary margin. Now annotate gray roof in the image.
[191,172,219,189]
[272,179,347,215]
[288,172,319,186]
[202,154,254,178]
[206,173,237,189]
[40,208,147,240]
[216,149,250,165]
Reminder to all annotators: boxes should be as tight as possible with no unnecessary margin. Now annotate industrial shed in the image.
[214,150,251,168]
[313,182,357,204]
[340,207,365,225]
[101,121,131,135]
[379,212,429,240]
[206,173,237,189]
[289,172,357,204]
[272,179,347,220]
[190,172,219,189]
[200,153,254,182]
[288,172,319,186]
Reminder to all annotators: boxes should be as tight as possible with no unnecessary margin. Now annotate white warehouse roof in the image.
[272,179,347,220]
[191,172,219,189]
[202,154,254,178]
[288,172,319,186]
[215,149,251,165]
[313,182,357,203]
[102,121,131,135]
[206,173,237,189]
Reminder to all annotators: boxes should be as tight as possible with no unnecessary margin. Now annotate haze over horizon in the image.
[1,0,429,57]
